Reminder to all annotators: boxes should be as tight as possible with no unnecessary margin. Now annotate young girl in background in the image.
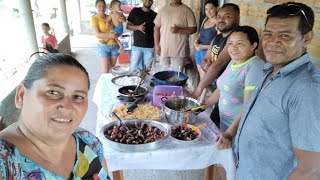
[41,22,58,53]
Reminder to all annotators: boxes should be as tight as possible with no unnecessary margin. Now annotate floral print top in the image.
[0,128,110,180]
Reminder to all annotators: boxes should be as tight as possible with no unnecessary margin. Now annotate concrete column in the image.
[219,0,225,7]
[59,0,70,34]
[74,0,82,35]
[17,0,39,61]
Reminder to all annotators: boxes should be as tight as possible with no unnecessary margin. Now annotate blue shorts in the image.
[97,44,119,58]
[194,49,207,65]
[113,25,123,36]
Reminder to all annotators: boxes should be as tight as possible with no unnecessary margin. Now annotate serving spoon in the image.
[187,104,206,112]
[132,67,149,94]
[188,123,207,132]
[112,112,129,130]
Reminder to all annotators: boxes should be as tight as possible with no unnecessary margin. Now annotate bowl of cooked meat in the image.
[153,71,188,86]
[101,120,170,152]
[170,123,201,142]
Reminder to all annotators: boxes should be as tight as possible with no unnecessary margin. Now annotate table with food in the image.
[93,69,236,180]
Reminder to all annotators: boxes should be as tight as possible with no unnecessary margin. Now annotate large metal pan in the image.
[100,119,170,152]
[164,96,203,125]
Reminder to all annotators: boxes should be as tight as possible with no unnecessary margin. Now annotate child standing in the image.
[107,0,126,53]
[41,23,58,53]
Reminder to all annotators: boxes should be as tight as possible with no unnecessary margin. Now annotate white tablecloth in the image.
[93,74,236,180]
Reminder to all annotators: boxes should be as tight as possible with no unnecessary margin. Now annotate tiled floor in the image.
[70,35,100,134]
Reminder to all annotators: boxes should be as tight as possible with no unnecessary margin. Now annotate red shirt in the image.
[41,34,58,48]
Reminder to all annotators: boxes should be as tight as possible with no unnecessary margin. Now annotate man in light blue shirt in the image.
[234,2,320,179]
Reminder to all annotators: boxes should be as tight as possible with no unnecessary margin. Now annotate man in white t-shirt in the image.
[153,0,197,71]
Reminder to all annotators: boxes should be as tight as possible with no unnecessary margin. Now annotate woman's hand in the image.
[106,18,112,28]
[119,14,126,22]
[108,31,118,39]
[215,132,233,150]
[193,39,199,47]
[201,58,212,72]
[195,44,203,51]
[106,22,111,28]
[193,40,203,51]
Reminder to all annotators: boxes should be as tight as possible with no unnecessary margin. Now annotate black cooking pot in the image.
[117,85,149,102]
[153,71,188,86]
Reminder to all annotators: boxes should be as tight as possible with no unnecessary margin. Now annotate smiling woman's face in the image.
[205,3,217,19]
[228,32,257,62]
[96,0,107,14]
[16,65,89,143]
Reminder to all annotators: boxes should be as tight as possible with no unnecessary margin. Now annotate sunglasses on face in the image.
[267,3,311,30]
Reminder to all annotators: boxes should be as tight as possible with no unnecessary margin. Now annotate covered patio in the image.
[0,0,320,179]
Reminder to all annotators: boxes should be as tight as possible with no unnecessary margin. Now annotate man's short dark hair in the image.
[266,2,314,35]
[221,3,240,15]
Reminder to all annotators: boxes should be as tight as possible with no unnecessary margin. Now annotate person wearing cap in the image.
[234,2,320,179]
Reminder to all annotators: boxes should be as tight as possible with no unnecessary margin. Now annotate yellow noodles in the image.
[112,104,161,121]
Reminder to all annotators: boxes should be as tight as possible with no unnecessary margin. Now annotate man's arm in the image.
[154,26,161,56]
[288,148,320,180]
[192,42,231,98]
[126,21,146,33]
[288,82,320,180]
[171,26,197,35]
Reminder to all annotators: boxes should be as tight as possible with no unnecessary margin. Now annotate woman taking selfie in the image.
[0,53,110,179]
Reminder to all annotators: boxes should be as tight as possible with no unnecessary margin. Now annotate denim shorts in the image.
[194,49,207,65]
[97,44,119,58]
[130,46,154,71]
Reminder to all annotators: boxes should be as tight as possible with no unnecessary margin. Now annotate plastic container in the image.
[153,85,183,107]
